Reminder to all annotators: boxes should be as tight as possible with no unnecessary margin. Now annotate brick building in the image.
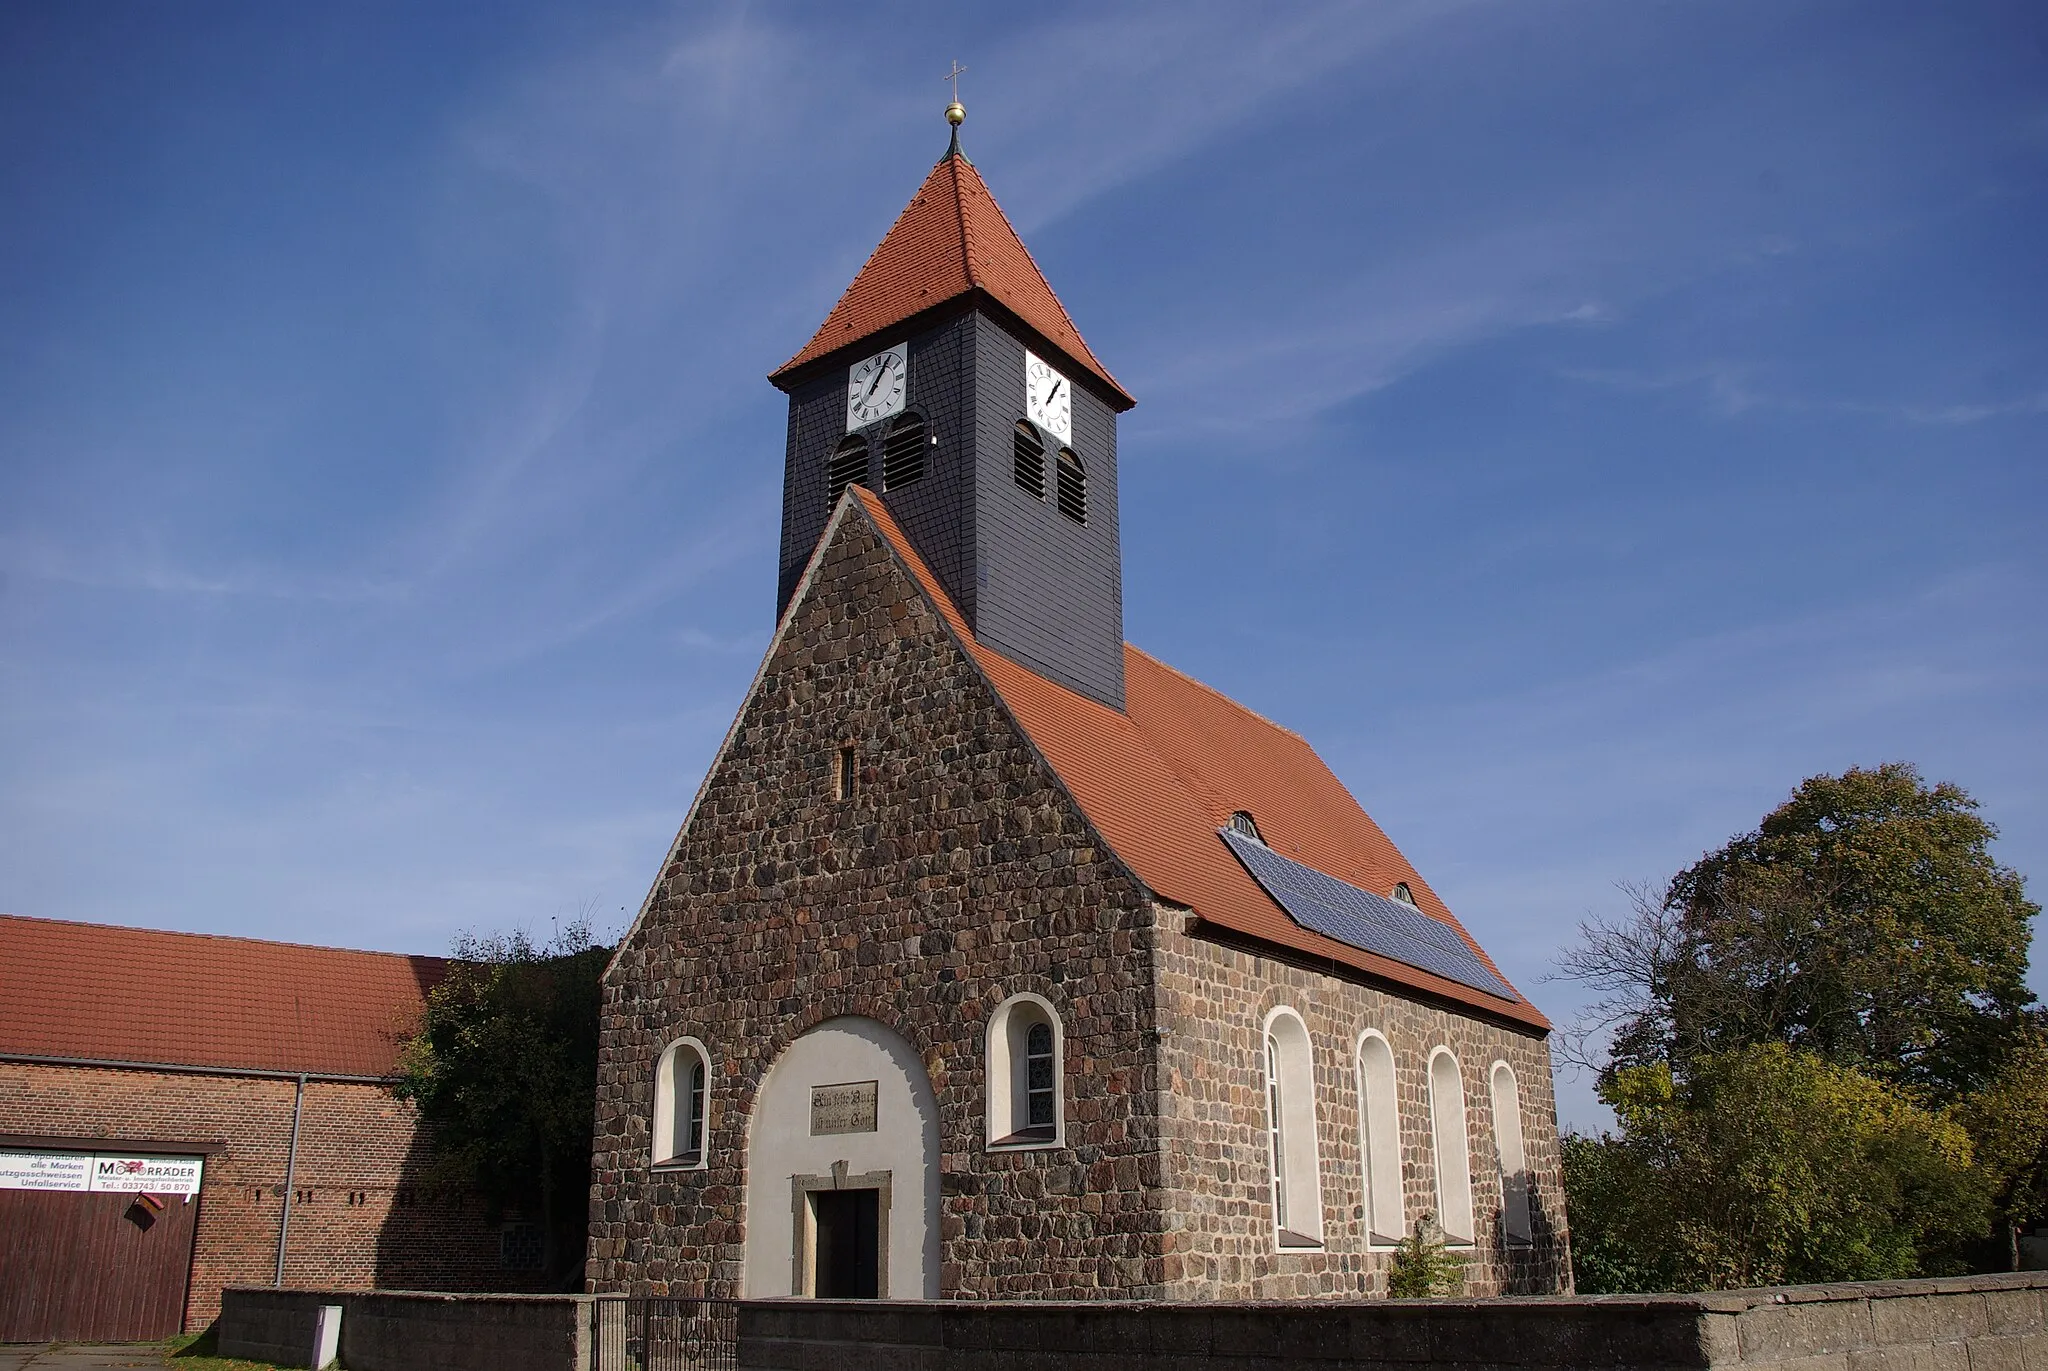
[588,115,1571,1302]
[0,915,521,1342]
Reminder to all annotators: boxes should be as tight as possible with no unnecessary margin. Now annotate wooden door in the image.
[0,1188,201,1341]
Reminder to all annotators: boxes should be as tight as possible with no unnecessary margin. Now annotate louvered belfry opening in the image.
[828,436,868,503]
[1056,447,1086,524]
[882,412,927,489]
[1012,420,1045,497]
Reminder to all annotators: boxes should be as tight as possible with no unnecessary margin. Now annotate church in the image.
[586,104,1571,1303]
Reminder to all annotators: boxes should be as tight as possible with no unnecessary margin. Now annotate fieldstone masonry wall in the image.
[1153,928,1569,1297]
[589,500,1163,1298]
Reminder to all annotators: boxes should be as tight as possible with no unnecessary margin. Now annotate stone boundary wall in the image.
[219,1272,2048,1371]
[737,1272,2048,1371]
[218,1288,594,1371]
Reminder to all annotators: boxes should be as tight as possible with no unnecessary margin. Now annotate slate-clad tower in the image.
[589,114,1571,1305]
[768,136,1136,710]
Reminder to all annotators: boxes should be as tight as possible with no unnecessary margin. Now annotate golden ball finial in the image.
[945,100,965,127]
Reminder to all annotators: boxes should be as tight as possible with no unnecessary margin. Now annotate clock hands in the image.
[861,362,888,405]
[1046,379,1063,405]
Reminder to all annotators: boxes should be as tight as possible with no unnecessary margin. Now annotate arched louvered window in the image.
[1025,1023,1055,1132]
[1428,1047,1475,1243]
[1263,1007,1323,1248]
[1055,447,1086,524]
[1392,882,1416,906]
[1357,1031,1405,1245]
[1013,420,1045,497]
[1491,1061,1533,1244]
[652,1036,712,1169]
[828,436,868,504]
[987,992,1064,1147]
[1229,811,1262,842]
[882,412,927,489]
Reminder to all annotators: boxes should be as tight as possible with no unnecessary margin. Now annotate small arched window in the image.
[1013,420,1045,497]
[882,412,928,489]
[1491,1061,1533,1244]
[1228,811,1262,842]
[1055,448,1086,524]
[987,993,1063,1147]
[652,1037,712,1168]
[1428,1048,1474,1243]
[1392,882,1416,906]
[1262,1008,1323,1248]
[828,436,869,504]
[1356,1031,1404,1245]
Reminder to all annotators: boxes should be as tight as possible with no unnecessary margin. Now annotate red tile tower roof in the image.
[849,490,1548,1032]
[770,146,1134,409]
[0,914,446,1078]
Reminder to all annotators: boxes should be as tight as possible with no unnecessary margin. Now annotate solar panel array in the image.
[1218,828,1518,1001]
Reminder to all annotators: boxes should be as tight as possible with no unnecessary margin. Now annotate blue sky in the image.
[2,1,2042,1131]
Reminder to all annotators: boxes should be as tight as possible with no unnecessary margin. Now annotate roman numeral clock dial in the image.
[846,343,908,428]
[1025,351,1071,444]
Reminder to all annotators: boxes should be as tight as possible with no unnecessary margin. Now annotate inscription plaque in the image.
[810,1081,878,1136]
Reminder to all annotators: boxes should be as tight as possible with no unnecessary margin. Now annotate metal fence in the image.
[590,1296,739,1371]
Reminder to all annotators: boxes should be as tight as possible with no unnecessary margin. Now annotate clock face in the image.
[1024,351,1072,445]
[846,344,908,429]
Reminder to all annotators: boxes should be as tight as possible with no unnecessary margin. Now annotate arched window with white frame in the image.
[1427,1047,1474,1243]
[986,992,1063,1147]
[1355,1030,1404,1245]
[1491,1061,1533,1243]
[652,1036,711,1168]
[1262,1007,1323,1248]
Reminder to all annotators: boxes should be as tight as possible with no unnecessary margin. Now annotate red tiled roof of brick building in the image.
[0,914,445,1077]
[770,147,1134,408]
[851,490,1547,1031]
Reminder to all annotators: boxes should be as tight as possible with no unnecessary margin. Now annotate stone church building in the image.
[587,115,1571,1302]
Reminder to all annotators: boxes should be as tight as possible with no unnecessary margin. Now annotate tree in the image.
[393,922,611,1289]
[1957,1019,2048,1270]
[1564,1044,1987,1292]
[1561,764,2036,1102]
[1386,1212,1466,1297]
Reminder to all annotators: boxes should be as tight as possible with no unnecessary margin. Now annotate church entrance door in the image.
[811,1188,880,1298]
[742,1016,940,1298]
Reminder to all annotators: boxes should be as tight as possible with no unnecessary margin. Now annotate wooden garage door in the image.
[0,1187,200,1342]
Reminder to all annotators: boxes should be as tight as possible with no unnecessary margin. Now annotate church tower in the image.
[768,117,1136,710]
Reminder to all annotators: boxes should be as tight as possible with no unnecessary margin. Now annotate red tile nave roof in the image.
[850,491,1546,1032]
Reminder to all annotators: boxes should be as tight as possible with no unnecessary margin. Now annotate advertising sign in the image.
[0,1149,91,1192]
[0,1149,204,1198]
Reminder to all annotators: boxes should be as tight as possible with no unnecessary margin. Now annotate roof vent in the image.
[1229,811,1262,843]
[1392,882,1416,906]
[883,412,928,489]
[1013,420,1045,498]
[828,436,868,503]
[1056,447,1086,524]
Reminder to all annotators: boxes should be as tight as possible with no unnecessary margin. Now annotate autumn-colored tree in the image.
[1565,1044,1986,1292]
[1562,763,2036,1102]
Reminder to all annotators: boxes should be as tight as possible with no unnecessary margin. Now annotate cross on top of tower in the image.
[943,60,967,129]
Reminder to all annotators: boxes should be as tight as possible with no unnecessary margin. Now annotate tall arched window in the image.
[828,435,869,504]
[986,992,1063,1147]
[1055,448,1086,524]
[1491,1061,1533,1243]
[1356,1031,1404,1245]
[1262,1007,1322,1248]
[1428,1048,1474,1243]
[882,412,927,489]
[653,1037,712,1168]
[1012,420,1045,497]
